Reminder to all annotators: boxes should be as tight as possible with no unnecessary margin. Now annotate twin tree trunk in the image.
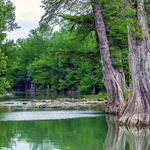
[120,0,150,126]
[92,0,150,126]
[92,2,126,114]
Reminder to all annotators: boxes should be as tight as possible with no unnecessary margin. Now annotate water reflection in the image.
[0,114,107,150]
[121,127,150,150]
[104,115,126,150]
[13,91,82,100]
[0,110,149,150]
[104,115,150,150]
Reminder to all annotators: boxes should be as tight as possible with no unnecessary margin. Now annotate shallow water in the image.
[0,109,149,150]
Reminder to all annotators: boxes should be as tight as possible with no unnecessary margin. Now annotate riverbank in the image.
[0,98,107,111]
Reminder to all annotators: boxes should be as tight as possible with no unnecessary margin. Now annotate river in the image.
[0,108,149,150]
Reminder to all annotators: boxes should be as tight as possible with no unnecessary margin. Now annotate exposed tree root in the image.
[119,112,150,127]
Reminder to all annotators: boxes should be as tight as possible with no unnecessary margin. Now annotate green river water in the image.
[0,108,149,150]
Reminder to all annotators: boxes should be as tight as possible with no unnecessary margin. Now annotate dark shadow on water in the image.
[14,90,83,100]
[104,115,150,150]
[0,91,84,101]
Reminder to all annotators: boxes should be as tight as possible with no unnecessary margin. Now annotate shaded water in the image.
[6,91,83,100]
[0,109,149,150]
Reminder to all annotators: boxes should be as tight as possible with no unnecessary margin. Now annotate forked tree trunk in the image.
[92,2,126,114]
[120,0,150,126]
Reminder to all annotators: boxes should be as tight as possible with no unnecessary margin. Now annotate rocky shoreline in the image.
[0,98,107,111]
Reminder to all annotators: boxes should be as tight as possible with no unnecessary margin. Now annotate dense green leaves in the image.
[27,29,103,94]
[0,0,16,93]
[0,49,10,92]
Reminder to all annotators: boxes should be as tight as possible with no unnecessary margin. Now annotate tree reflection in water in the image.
[0,112,149,150]
[104,115,126,150]
[0,116,107,150]
[121,126,150,150]
[104,115,150,150]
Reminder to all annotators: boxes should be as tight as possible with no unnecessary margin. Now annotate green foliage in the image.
[0,0,17,41]
[100,0,128,69]
[83,92,108,100]
[125,3,144,39]
[123,89,129,101]
[27,28,103,94]
[11,27,50,88]
[0,0,16,93]
[0,49,10,92]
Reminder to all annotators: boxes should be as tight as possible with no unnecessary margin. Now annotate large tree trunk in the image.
[92,2,126,114]
[120,0,150,126]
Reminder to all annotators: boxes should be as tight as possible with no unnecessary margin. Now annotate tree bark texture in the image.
[114,67,128,91]
[120,0,150,126]
[92,2,126,114]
